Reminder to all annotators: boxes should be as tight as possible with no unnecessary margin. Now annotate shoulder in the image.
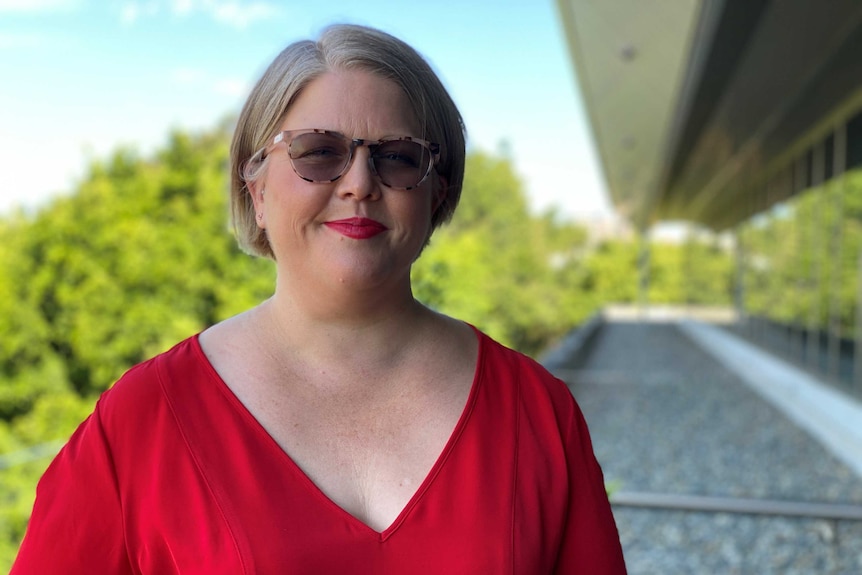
[83,335,215,481]
[475,330,608,487]
[473,330,605,490]
[96,335,204,430]
[472,329,589,447]
[475,329,575,409]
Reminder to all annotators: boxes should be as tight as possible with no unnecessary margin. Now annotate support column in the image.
[828,124,847,381]
[638,226,651,320]
[807,143,825,370]
[855,250,862,392]
[792,156,808,363]
[734,225,746,331]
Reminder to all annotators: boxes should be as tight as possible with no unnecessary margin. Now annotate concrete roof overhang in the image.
[557,0,862,231]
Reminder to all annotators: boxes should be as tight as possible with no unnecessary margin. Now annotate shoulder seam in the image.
[509,353,522,571]
[93,401,136,572]
[154,342,252,574]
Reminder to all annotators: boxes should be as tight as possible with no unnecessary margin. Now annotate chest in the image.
[207,341,477,530]
[254,381,470,532]
[115,342,573,574]
[122,378,568,575]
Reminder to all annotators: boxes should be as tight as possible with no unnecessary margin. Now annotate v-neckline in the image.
[191,327,484,540]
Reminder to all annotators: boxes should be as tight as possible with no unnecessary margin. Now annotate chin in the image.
[341,259,416,290]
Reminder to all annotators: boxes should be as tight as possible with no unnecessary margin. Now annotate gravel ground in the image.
[548,320,862,574]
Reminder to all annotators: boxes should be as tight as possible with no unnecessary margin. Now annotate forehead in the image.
[281,69,420,137]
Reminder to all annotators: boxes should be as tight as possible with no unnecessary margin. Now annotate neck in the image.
[275,265,418,321]
[255,279,436,376]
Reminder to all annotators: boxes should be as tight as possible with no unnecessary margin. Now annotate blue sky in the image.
[0,0,613,221]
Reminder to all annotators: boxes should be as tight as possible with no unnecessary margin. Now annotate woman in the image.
[13,24,626,574]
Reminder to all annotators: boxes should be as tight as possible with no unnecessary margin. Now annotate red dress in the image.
[13,329,626,574]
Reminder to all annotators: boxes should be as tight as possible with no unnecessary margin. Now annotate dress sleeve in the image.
[554,393,628,574]
[11,399,134,574]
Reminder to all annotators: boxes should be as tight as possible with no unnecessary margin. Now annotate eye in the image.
[380,152,420,168]
[374,141,424,169]
[290,133,349,164]
[296,146,343,160]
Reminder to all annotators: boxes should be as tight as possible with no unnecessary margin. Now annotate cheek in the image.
[417,191,438,223]
[391,196,433,237]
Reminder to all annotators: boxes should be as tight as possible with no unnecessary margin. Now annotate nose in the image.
[336,146,381,201]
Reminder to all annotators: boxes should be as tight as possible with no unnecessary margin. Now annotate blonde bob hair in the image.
[229,24,466,258]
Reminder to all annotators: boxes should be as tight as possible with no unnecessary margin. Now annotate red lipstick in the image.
[324,217,389,239]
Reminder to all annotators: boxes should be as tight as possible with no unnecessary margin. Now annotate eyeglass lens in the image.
[288,132,433,189]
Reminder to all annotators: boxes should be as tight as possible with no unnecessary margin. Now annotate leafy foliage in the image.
[413,150,595,354]
[0,124,274,569]
[741,169,862,335]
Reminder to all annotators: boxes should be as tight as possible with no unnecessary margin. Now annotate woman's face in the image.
[251,69,444,295]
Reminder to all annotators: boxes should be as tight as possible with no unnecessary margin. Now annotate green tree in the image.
[413,150,594,355]
[0,123,274,570]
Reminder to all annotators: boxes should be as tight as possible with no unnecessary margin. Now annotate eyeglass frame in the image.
[249,128,442,191]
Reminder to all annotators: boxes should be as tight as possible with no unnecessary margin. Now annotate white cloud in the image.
[117,0,279,29]
[120,3,140,24]
[170,0,193,16]
[213,77,246,98]
[171,67,207,85]
[0,32,42,49]
[169,67,248,99]
[120,1,160,25]
[0,0,77,11]
[209,1,277,29]
[169,0,278,28]
[0,132,83,214]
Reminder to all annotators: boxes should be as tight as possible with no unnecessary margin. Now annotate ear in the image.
[248,181,266,229]
[431,174,448,213]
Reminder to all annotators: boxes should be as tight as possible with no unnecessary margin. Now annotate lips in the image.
[324,217,389,239]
